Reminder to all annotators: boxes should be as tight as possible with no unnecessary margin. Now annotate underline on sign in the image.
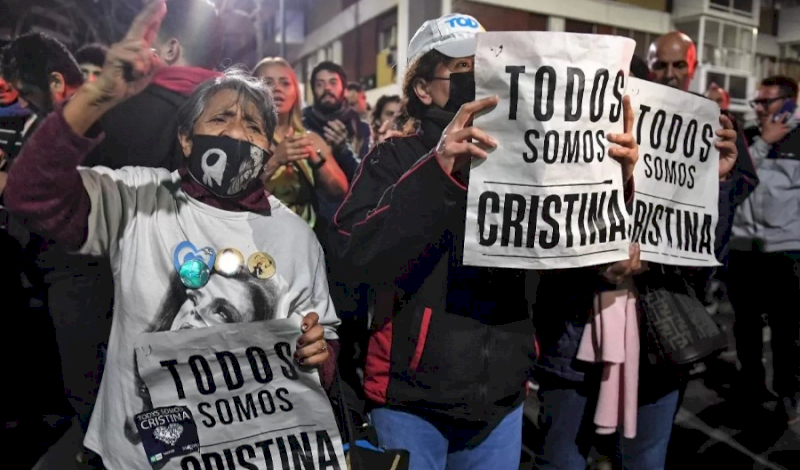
[634,191,704,209]
[483,180,613,188]
[483,249,619,260]
[201,423,317,448]
[640,249,709,263]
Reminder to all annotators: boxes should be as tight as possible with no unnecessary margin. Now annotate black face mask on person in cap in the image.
[186,135,268,199]
[442,71,475,113]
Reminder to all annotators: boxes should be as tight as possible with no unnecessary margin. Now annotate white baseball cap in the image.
[407,13,485,65]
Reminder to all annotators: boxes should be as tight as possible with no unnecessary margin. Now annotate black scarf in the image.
[419,107,455,149]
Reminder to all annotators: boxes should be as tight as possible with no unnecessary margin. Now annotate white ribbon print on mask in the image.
[200,148,227,188]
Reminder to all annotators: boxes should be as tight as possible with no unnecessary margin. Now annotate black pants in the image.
[43,256,115,433]
[727,249,800,416]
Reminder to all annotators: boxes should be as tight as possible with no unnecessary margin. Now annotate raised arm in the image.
[3,1,167,250]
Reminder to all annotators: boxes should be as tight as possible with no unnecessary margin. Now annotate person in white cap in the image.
[330,13,640,470]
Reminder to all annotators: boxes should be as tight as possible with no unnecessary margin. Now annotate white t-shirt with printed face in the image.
[76,166,339,470]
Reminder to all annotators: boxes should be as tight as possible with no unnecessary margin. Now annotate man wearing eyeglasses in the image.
[728,76,800,426]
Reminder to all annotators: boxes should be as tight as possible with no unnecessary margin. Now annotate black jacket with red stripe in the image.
[329,110,535,430]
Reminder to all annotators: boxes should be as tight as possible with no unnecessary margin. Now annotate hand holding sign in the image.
[716,115,738,180]
[435,96,499,174]
[607,96,639,185]
[296,312,329,367]
[602,243,648,286]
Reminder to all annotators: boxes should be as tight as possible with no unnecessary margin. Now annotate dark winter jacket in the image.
[329,109,535,434]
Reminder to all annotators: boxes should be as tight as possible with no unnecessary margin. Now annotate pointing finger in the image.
[125,0,167,46]
[622,95,634,135]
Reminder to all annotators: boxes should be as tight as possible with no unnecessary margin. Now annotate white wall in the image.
[778,6,800,44]
[297,0,399,58]
[757,33,780,57]
[474,0,672,34]
[365,83,403,105]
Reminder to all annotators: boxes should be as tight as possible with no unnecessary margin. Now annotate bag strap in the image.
[334,366,366,470]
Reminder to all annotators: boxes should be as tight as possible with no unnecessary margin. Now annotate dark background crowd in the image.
[1,1,799,469]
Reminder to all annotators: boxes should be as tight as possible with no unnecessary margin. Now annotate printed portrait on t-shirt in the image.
[123,269,281,445]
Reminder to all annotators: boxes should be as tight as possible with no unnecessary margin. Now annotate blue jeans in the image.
[371,405,523,470]
[533,372,680,470]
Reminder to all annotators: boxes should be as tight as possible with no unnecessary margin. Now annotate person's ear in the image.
[179,133,192,158]
[413,78,433,106]
[161,38,181,65]
[689,60,698,81]
[49,72,65,100]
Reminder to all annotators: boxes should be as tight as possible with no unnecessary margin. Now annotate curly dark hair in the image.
[398,49,451,133]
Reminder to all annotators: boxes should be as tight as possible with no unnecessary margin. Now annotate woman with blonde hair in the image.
[253,57,348,231]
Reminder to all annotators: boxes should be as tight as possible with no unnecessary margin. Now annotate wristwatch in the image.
[309,150,327,170]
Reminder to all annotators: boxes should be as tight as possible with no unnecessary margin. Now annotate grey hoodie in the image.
[731,115,800,252]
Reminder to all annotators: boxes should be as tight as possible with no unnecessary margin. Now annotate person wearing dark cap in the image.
[74,43,108,83]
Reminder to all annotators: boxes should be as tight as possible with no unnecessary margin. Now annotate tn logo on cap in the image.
[445,16,479,28]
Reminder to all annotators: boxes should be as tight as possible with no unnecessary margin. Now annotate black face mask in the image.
[442,71,475,114]
[186,135,268,199]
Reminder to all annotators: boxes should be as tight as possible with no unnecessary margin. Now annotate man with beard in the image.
[647,31,757,265]
[728,76,800,425]
[302,61,370,235]
[303,61,369,181]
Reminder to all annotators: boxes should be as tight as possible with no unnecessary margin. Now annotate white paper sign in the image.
[627,78,721,267]
[134,317,346,470]
[464,32,636,270]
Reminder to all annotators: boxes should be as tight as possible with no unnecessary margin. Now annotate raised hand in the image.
[84,0,167,107]
[607,95,639,184]
[435,96,499,174]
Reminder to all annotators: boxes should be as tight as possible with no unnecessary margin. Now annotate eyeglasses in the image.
[749,96,787,109]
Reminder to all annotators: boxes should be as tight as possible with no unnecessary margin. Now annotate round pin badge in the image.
[214,248,245,276]
[247,252,276,279]
[179,258,211,289]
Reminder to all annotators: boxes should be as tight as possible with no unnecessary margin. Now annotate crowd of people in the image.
[1,1,798,470]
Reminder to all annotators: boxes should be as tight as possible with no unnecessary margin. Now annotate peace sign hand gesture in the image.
[84,0,167,107]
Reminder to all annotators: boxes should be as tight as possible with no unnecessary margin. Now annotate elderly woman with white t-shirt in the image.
[3,3,339,469]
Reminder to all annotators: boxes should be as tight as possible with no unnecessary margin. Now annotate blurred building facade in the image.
[292,0,800,119]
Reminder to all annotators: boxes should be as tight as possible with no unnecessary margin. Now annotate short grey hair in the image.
[176,67,278,141]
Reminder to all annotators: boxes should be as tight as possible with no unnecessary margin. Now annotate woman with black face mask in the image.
[4,4,340,469]
[330,13,641,470]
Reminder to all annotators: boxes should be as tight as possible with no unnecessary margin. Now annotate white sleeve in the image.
[296,244,341,340]
[77,166,163,261]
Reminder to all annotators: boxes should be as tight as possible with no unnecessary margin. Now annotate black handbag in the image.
[332,371,410,470]
[636,268,728,366]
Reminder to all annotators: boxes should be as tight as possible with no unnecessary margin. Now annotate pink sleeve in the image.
[4,108,101,249]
